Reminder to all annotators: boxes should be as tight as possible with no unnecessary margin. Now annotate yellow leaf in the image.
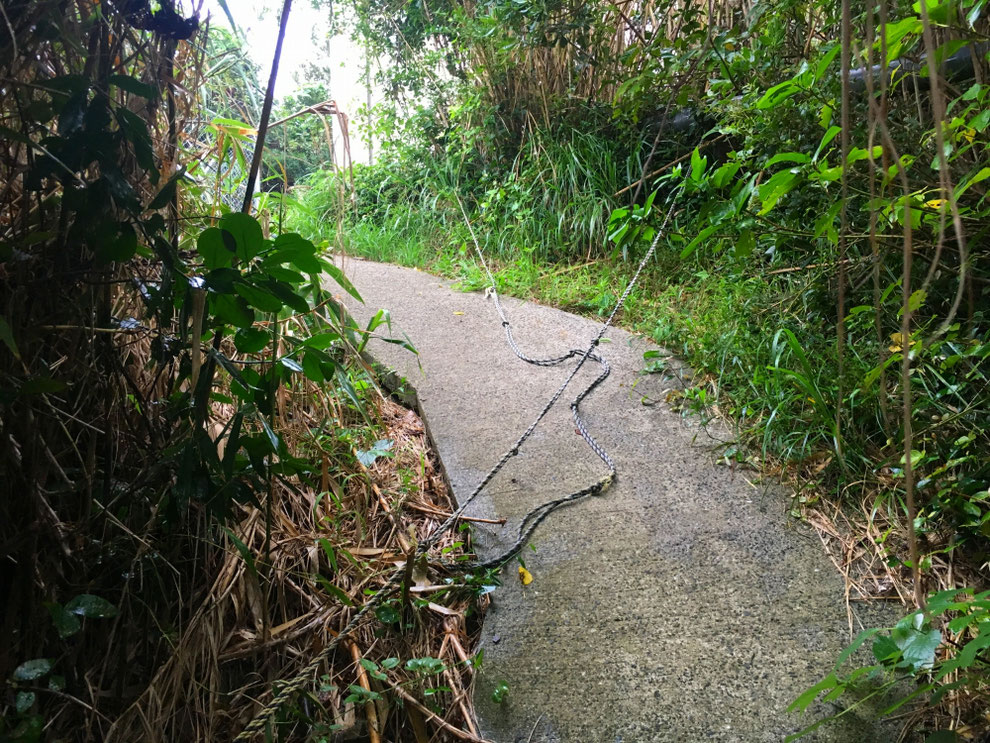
[518,566,533,586]
[453,311,465,316]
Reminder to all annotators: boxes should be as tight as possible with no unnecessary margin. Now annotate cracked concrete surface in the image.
[336,258,895,743]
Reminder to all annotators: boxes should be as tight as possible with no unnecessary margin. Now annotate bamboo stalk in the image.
[402,501,506,525]
[347,640,382,743]
[386,680,493,743]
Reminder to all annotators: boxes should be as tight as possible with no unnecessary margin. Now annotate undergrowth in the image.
[0,4,489,742]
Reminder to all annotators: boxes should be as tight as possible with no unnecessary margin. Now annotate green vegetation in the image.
[2,0,988,738]
[0,2,482,741]
[284,0,990,736]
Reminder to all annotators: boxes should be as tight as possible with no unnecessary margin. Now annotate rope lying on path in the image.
[234,193,680,740]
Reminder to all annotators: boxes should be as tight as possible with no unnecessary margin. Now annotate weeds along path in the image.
[338,258,893,742]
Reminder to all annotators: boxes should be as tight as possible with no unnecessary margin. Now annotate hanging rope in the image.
[234,191,680,740]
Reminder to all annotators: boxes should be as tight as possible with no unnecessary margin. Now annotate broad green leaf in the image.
[266,266,305,284]
[881,17,922,59]
[16,691,36,713]
[108,74,158,99]
[690,147,706,181]
[376,604,400,624]
[970,109,990,132]
[212,294,255,328]
[913,0,957,25]
[891,614,941,672]
[814,163,843,183]
[19,377,67,395]
[267,236,317,269]
[285,251,322,274]
[95,223,138,264]
[46,603,81,638]
[272,232,316,253]
[814,44,841,81]
[758,170,800,214]
[197,227,235,269]
[302,351,325,382]
[13,658,52,681]
[234,327,269,353]
[205,267,239,294]
[303,331,340,350]
[872,634,899,662]
[757,79,799,110]
[734,229,755,259]
[219,212,264,262]
[925,731,960,742]
[234,282,283,313]
[711,161,741,189]
[280,357,304,373]
[766,152,810,167]
[936,623,990,678]
[268,281,309,313]
[846,146,883,165]
[787,672,839,712]
[147,168,186,210]
[65,594,118,618]
[356,439,393,466]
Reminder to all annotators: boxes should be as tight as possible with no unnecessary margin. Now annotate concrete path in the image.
[337,259,892,743]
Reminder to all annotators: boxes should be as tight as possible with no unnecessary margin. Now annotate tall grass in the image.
[290,118,655,265]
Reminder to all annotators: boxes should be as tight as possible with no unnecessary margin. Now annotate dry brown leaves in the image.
[107,383,489,742]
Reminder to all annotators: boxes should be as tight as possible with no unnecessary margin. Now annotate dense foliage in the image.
[286,0,990,736]
[0,3,482,742]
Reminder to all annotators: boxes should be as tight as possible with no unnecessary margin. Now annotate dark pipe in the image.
[849,41,989,92]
